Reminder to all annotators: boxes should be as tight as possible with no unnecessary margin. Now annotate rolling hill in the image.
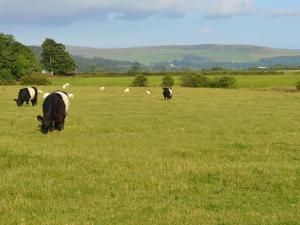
[65,44,300,65]
[30,44,300,72]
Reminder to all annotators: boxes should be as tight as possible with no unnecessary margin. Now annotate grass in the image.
[50,72,300,89]
[0,85,299,225]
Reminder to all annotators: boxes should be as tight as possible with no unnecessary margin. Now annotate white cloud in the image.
[208,0,254,18]
[0,0,255,25]
[270,8,300,17]
[0,0,207,24]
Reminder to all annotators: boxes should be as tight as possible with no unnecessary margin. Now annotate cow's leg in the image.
[56,122,64,131]
[31,99,37,106]
[60,115,66,130]
[55,116,65,131]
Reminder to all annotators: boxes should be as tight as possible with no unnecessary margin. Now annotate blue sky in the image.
[0,0,300,48]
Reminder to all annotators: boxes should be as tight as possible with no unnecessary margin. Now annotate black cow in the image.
[37,91,70,133]
[14,87,38,106]
[163,87,173,100]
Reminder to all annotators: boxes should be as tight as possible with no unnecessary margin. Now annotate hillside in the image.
[66,44,300,65]
[30,44,300,72]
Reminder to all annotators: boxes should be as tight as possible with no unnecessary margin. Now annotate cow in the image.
[163,87,173,100]
[14,87,38,106]
[37,91,70,133]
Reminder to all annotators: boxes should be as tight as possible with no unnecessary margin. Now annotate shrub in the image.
[213,76,237,89]
[0,69,16,85]
[162,74,174,87]
[131,74,148,87]
[20,73,52,85]
[181,74,209,87]
[208,76,237,89]
[296,81,300,90]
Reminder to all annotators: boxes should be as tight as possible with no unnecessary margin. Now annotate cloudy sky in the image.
[0,0,300,48]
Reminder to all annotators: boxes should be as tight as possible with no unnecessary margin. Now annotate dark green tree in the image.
[162,74,174,87]
[131,74,148,87]
[295,80,300,90]
[41,38,76,75]
[0,33,39,80]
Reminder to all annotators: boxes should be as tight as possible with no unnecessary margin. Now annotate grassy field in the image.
[50,73,300,88]
[0,85,299,225]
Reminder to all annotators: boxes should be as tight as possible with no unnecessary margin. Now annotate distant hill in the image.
[29,44,300,72]
[66,44,300,65]
[29,46,137,73]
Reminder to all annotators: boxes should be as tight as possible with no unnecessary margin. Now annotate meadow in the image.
[0,75,300,224]
[51,72,300,89]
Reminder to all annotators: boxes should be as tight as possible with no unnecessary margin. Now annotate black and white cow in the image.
[14,87,38,106]
[163,87,173,100]
[37,91,70,133]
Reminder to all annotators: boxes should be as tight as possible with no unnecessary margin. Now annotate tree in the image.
[0,33,39,80]
[127,62,141,75]
[41,38,76,75]
[296,80,300,90]
[131,74,148,87]
[162,74,174,87]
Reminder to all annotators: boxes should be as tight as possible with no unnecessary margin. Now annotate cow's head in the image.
[37,115,51,133]
[14,98,22,107]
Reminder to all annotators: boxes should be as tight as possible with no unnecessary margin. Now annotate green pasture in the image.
[50,73,300,88]
[0,85,299,225]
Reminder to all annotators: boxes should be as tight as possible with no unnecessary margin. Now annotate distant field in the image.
[51,73,300,88]
[1,86,299,225]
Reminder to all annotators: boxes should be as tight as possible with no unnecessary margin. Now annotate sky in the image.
[0,0,300,49]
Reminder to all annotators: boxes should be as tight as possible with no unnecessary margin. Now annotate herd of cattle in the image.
[14,86,173,134]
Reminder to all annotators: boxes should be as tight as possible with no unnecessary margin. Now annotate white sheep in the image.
[62,83,70,89]
[68,93,74,99]
[146,90,151,95]
[99,87,105,92]
[124,88,130,93]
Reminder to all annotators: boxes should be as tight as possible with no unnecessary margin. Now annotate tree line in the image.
[0,33,76,83]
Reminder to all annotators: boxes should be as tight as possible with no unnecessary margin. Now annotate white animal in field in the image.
[146,90,151,95]
[38,90,44,94]
[68,93,74,99]
[99,87,105,92]
[124,88,130,93]
[62,83,70,89]
[43,92,50,99]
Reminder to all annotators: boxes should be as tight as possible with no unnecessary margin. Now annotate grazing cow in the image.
[14,87,38,106]
[163,87,173,100]
[37,91,70,133]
